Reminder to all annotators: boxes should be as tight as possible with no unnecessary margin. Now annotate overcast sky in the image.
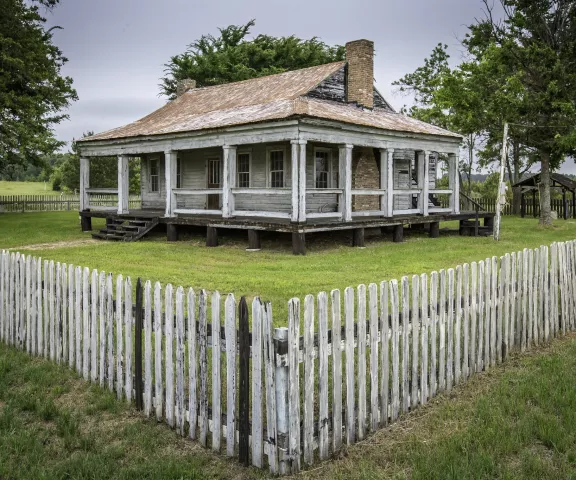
[44,0,575,174]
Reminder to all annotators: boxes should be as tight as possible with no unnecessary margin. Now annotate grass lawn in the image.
[1,212,576,322]
[2,333,576,479]
[0,180,60,196]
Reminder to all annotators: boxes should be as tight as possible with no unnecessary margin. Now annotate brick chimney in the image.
[176,78,196,97]
[345,40,374,109]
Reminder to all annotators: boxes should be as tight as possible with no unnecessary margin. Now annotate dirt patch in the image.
[9,239,100,251]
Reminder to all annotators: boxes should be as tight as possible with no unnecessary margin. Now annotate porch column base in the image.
[292,232,306,255]
[247,230,261,251]
[429,222,440,238]
[393,224,404,243]
[206,227,218,247]
[352,228,365,247]
[167,224,179,242]
[81,215,92,232]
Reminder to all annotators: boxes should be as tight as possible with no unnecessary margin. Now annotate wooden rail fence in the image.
[1,239,576,475]
[0,194,141,213]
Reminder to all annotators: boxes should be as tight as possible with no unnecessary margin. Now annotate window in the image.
[269,150,284,188]
[237,152,250,188]
[176,157,182,188]
[315,150,330,188]
[207,158,221,187]
[149,158,159,192]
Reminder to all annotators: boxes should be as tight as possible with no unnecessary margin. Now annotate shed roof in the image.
[513,172,576,191]
[79,61,461,143]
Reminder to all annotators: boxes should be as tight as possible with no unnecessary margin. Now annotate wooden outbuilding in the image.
[76,39,494,253]
[513,172,576,219]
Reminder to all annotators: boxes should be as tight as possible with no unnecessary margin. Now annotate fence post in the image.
[238,297,250,466]
[134,278,143,410]
[274,326,289,474]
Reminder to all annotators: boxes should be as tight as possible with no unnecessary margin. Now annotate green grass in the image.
[3,334,576,479]
[0,180,61,196]
[1,212,576,322]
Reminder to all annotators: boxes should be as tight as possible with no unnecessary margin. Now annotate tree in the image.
[0,0,77,176]
[159,20,345,98]
[466,0,576,225]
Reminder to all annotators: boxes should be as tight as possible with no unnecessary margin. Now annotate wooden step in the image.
[93,216,159,242]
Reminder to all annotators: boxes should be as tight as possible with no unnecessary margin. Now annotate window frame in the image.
[205,155,222,188]
[313,147,333,189]
[236,151,252,188]
[266,147,287,188]
[148,156,160,193]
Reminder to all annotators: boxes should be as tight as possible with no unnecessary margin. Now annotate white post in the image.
[291,140,299,223]
[164,150,177,217]
[387,148,395,217]
[117,155,129,214]
[448,153,460,214]
[228,146,237,215]
[222,145,235,218]
[298,140,307,223]
[494,123,508,241]
[421,151,431,216]
[80,157,90,211]
[380,149,387,214]
[339,144,353,222]
[417,151,426,214]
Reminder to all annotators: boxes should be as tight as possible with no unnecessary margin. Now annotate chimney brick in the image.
[345,40,374,109]
[176,78,196,97]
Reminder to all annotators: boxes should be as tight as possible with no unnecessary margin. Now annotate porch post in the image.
[290,140,299,222]
[117,154,129,214]
[386,148,395,217]
[298,140,307,222]
[164,150,177,217]
[339,144,353,222]
[222,145,236,218]
[448,153,460,214]
[379,148,387,215]
[80,157,90,211]
[421,151,431,216]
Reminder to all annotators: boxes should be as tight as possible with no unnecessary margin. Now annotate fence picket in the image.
[262,302,278,473]
[344,287,355,443]
[533,252,540,346]
[154,282,162,420]
[318,291,330,456]
[116,275,124,399]
[357,284,367,440]
[212,292,222,452]
[429,272,438,398]
[447,268,454,392]
[411,276,420,407]
[75,267,81,373]
[55,263,61,362]
[176,287,186,436]
[25,256,31,353]
[401,277,410,412]
[462,264,469,380]
[99,271,106,385]
[420,274,428,404]
[188,288,197,439]
[455,266,462,385]
[225,294,236,456]
[379,282,389,425]
[510,253,516,350]
[303,294,314,464]
[82,267,90,379]
[470,263,477,374]
[484,259,491,369]
[331,289,343,449]
[125,277,133,403]
[90,269,98,383]
[61,263,68,363]
[288,298,301,472]
[106,274,113,391]
[491,257,498,366]
[165,284,174,427]
[543,247,550,343]
[49,260,56,361]
[199,290,208,447]
[438,270,446,392]
[368,283,379,431]
[143,280,152,416]
[68,264,74,367]
[390,280,400,422]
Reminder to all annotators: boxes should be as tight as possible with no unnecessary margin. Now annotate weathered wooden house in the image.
[77,39,494,253]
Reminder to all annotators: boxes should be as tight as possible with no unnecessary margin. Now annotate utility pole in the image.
[494,122,508,241]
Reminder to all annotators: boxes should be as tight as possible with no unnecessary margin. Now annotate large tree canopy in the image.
[394,0,576,224]
[0,0,77,176]
[159,20,345,98]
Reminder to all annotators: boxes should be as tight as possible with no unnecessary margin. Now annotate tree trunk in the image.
[511,141,522,214]
[539,151,552,226]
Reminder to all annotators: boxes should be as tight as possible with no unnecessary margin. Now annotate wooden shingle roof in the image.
[80,61,461,143]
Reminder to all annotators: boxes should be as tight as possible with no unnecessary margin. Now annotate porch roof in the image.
[78,61,462,144]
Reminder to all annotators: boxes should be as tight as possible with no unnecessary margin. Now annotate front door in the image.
[207,157,222,210]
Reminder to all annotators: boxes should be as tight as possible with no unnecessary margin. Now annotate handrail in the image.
[460,191,485,212]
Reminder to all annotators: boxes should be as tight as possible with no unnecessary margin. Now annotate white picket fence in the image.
[1,240,575,475]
